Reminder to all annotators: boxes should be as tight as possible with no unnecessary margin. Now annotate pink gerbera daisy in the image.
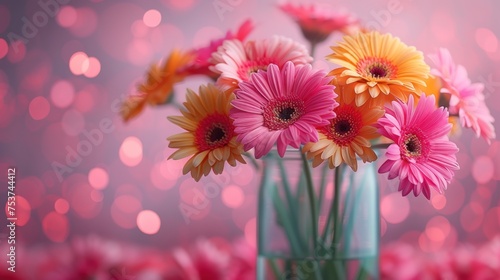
[211,36,312,91]
[428,48,495,144]
[279,3,360,46]
[377,94,459,199]
[230,61,337,158]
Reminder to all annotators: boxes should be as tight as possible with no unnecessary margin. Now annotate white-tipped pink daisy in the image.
[210,36,313,91]
[428,48,495,144]
[230,61,337,158]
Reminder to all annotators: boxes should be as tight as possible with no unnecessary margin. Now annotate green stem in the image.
[310,42,317,58]
[332,164,343,256]
[242,152,260,170]
[257,156,269,256]
[317,163,329,216]
[300,150,318,254]
[371,143,391,150]
[172,102,186,112]
[269,259,282,279]
[278,158,305,251]
[321,166,337,243]
[272,183,302,255]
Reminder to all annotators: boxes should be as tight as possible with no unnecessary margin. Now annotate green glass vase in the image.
[257,149,380,280]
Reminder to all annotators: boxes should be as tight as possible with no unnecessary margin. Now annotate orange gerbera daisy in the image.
[121,49,194,122]
[327,31,430,108]
[167,84,246,181]
[303,97,384,171]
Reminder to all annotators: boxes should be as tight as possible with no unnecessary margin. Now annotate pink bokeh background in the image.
[0,0,499,268]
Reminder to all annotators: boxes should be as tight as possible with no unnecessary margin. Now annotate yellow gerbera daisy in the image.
[303,97,384,171]
[423,74,443,107]
[327,31,430,107]
[167,84,246,181]
[121,49,194,122]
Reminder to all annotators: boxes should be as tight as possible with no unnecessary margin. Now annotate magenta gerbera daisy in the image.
[377,94,459,199]
[428,48,496,144]
[210,36,312,91]
[230,61,337,158]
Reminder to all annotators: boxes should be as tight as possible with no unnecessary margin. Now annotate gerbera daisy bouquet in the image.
[121,2,495,279]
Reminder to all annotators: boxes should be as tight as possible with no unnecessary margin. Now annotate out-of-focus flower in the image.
[428,48,496,144]
[279,3,360,46]
[30,235,124,280]
[377,94,459,199]
[303,97,383,171]
[473,236,500,279]
[230,62,337,158]
[328,31,430,107]
[210,36,312,92]
[121,49,194,122]
[423,75,442,107]
[172,238,230,280]
[380,243,422,280]
[167,84,246,181]
[227,238,256,280]
[188,19,254,79]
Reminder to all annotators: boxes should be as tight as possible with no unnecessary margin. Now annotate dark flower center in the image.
[321,104,362,146]
[278,107,296,121]
[195,113,235,151]
[356,57,397,79]
[334,119,352,134]
[369,65,388,78]
[263,99,305,130]
[208,126,226,143]
[402,134,422,157]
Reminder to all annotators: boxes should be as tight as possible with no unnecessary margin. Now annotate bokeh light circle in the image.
[55,198,70,214]
[42,212,69,242]
[222,185,245,208]
[4,195,30,226]
[29,96,50,120]
[472,156,494,184]
[143,9,161,28]
[119,136,143,167]
[57,6,77,28]
[69,51,89,75]
[50,80,75,108]
[83,57,101,78]
[88,167,109,190]
[137,210,161,235]
[381,193,410,224]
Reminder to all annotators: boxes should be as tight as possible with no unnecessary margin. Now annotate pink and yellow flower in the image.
[377,94,459,199]
[211,36,312,92]
[230,61,337,158]
[167,84,246,181]
[428,48,496,144]
[303,98,383,171]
